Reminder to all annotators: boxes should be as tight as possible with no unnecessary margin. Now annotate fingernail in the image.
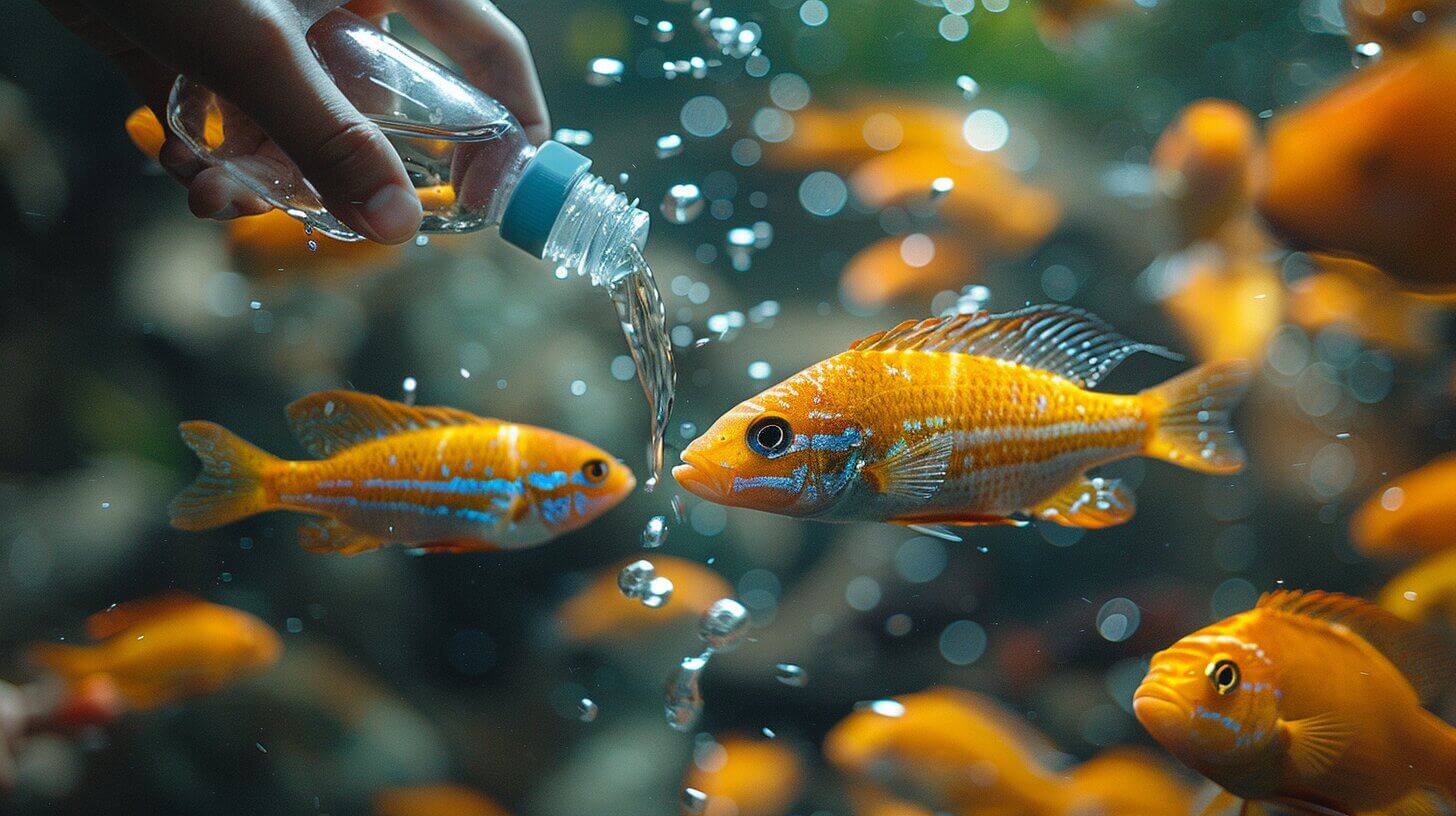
[361,184,422,243]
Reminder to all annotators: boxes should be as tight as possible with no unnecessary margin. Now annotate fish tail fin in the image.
[169,421,281,530]
[26,643,100,683]
[1141,359,1251,475]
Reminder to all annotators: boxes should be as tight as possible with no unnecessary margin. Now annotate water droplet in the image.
[956,74,980,99]
[577,697,599,722]
[642,575,675,608]
[661,183,705,224]
[682,787,708,814]
[586,56,625,86]
[459,367,471,379]
[570,379,587,396]
[99,501,111,509]
[618,559,656,599]
[401,376,418,405]
[249,299,262,310]
[653,19,676,42]
[642,515,669,548]
[414,234,430,247]
[761,727,776,738]
[553,127,594,146]
[1353,41,1383,67]
[774,663,807,687]
[618,172,630,186]
[665,653,710,731]
[671,494,685,523]
[699,598,750,652]
[655,134,684,159]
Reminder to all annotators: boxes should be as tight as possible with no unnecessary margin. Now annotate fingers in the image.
[393,0,552,144]
[188,166,273,220]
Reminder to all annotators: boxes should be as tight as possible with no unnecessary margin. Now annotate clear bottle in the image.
[166,8,648,284]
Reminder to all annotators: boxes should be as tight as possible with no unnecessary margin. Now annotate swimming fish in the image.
[1151,99,1261,247]
[1350,453,1456,559]
[683,735,804,816]
[27,593,281,710]
[824,687,1069,814]
[1152,239,1283,365]
[1257,35,1456,297]
[374,784,510,816]
[169,389,636,554]
[1064,746,1197,816]
[1286,255,1439,358]
[1134,590,1456,813]
[556,555,733,642]
[839,233,979,309]
[1379,548,1456,624]
[673,306,1250,536]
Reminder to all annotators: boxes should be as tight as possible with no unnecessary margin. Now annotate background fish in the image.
[170,390,635,554]
[1134,590,1456,813]
[674,306,1249,536]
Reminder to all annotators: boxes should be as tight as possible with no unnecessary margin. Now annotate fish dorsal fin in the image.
[286,390,486,458]
[1257,590,1454,704]
[1279,712,1355,779]
[848,305,1179,388]
[86,592,206,639]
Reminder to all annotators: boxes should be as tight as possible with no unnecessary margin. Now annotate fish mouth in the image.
[672,450,727,501]
[1132,680,1190,728]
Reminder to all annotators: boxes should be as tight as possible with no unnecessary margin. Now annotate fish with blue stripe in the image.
[169,390,636,554]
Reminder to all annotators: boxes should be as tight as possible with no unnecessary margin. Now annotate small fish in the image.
[1151,99,1261,247]
[1134,590,1456,813]
[1152,239,1283,366]
[1064,746,1198,816]
[1350,453,1456,559]
[1287,255,1439,357]
[825,687,1069,814]
[124,105,223,160]
[27,593,281,710]
[1379,548,1456,624]
[765,103,965,170]
[839,233,979,309]
[683,735,804,816]
[374,784,510,816]
[674,306,1249,535]
[169,390,635,554]
[1257,36,1456,297]
[556,555,732,642]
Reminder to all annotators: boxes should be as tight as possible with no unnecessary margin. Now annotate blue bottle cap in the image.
[499,140,593,258]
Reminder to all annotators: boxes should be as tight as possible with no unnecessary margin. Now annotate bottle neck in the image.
[541,174,650,286]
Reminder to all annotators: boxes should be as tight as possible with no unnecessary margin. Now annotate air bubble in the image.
[656,134,685,159]
[586,57,624,86]
[1352,41,1383,67]
[643,575,675,608]
[682,788,708,814]
[577,698,599,722]
[642,515,669,548]
[665,653,710,731]
[699,598,750,652]
[662,183,705,224]
[553,128,594,147]
[774,663,808,687]
[653,20,676,42]
[618,559,656,599]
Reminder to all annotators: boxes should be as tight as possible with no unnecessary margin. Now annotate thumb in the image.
[200,19,421,243]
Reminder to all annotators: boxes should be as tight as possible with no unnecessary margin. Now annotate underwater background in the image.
[2,0,1453,813]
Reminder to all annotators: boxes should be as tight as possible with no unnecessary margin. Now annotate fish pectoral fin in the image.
[1279,712,1356,779]
[860,433,953,503]
[893,515,1029,543]
[297,519,388,556]
[1029,475,1135,529]
[903,523,963,542]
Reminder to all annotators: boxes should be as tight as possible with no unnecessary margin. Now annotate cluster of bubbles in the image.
[664,598,752,732]
[617,559,675,609]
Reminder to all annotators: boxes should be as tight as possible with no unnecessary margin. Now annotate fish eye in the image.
[1206,659,1240,696]
[747,416,793,457]
[581,459,609,484]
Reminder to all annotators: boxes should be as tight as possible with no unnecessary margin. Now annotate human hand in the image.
[40,0,549,244]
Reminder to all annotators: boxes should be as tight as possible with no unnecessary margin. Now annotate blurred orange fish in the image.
[1134,590,1456,813]
[674,306,1249,537]
[839,233,979,309]
[1343,0,1455,52]
[1154,242,1283,364]
[28,593,280,710]
[825,687,1067,813]
[226,207,399,272]
[683,735,804,816]
[125,105,223,158]
[1379,548,1456,623]
[557,555,732,642]
[1258,35,1456,296]
[1350,453,1456,559]
[374,784,510,816]
[1151,99,1261,246]
[765,103,965,170]
[1038,0,1133,40]
[169,390,635,555]
[1064,746,1197,816]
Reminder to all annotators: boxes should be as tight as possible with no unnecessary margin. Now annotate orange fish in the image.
[374,784,510,816]
[673,306,1249,537]
[1064,746,1197,816]
[1350,453,1456,559]
[1343,0,1455,52]
[1379,547,1456,623]
[1151,99,1261,246]
[825,687,1068,813]
[1257,35,1456,296]
[556,555,732,642]
[684,735,804,816]
[765,103,965,170]
[125,105,223,159]
[226,207,400,272]
[1154,242,1283,364]
[1134,590,1456,813]
[839,233,979,309]
[27,593,280,710]
[169,390,636,555]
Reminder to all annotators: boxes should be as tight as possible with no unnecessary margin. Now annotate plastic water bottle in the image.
[166,8,648,283]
